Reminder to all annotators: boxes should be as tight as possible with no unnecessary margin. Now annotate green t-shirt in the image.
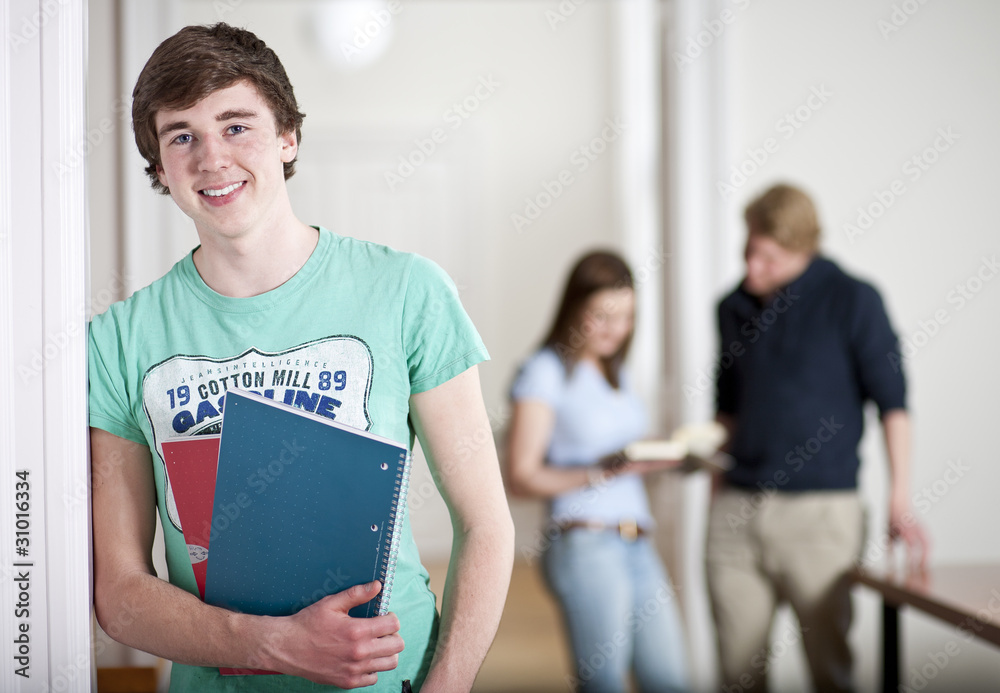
[88,228,489,691]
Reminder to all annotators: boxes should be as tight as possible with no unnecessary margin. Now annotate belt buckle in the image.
[618,519,639,542]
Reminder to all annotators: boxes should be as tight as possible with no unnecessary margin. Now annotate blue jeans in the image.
[543,528,689,693]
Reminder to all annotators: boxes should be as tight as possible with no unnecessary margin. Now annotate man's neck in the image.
[192,218,319,298]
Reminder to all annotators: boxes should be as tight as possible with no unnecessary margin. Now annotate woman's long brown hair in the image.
[542,250,635,389]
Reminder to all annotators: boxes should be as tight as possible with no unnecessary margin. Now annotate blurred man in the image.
[706,182,928,692]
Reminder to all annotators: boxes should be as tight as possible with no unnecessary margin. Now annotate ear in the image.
[278,130,298,163]
[155,164,170,191]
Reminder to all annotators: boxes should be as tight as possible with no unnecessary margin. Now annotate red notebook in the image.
[161,436,278,676]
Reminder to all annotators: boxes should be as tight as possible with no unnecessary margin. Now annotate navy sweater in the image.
[715,256,906,491]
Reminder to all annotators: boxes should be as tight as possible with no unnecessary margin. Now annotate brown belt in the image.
[557,519,646,542]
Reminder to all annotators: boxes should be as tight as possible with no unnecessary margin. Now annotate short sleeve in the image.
[402,254,489,395]
[87,311,146,444]
[509,349,565,409]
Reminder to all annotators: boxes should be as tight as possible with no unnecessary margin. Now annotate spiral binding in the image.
[376,449,412,615]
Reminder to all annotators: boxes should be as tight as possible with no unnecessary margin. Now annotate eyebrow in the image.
[157,108,260,140]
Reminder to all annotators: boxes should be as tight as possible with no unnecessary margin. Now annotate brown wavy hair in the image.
[131,23,306,194]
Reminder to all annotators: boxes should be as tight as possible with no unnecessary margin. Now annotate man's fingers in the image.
[311,584,403,643]
[316,583,403,633]
[366,651,402,674]
[910,526,930,573]
[888,521,931,574]
[367,625,405,653]
[335,580,382,610]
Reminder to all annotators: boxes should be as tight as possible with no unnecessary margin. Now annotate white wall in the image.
[680,1,1000,690]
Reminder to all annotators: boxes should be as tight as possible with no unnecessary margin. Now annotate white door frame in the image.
[1,0,92,691]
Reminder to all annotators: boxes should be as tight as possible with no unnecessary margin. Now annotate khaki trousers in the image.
[705,489,864,693]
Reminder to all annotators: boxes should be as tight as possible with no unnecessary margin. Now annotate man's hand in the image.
[888,498,930,575]
[881,410,930,575]
[262,581,405,688]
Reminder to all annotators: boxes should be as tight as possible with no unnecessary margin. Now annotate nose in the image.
[197,135,230,172]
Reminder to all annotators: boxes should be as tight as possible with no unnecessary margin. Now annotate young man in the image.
[89,23,514,692]
[705,183,929,692]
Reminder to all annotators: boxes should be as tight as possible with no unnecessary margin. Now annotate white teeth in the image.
[201,182,243,197]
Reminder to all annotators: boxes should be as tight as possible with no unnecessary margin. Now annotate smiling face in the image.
[154,80,299,242]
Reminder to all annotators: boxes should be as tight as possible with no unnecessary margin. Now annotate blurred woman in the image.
[505,250,688,693]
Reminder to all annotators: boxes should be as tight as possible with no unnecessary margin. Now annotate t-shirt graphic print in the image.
[143,335,374,534]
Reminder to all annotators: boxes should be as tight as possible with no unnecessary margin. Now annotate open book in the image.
[624,421,732,473]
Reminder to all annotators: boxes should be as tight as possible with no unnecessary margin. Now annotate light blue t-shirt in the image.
[510,348,654,528]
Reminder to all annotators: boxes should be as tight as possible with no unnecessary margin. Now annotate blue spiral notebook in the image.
[203,388,411,619]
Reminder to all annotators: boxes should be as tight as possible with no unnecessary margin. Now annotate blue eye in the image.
[173,133,192,145]
[227,124,246,135]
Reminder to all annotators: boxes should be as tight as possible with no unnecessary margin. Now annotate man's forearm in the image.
[95,569,272,670]
[97,569,405,686]
[881,407,930,568]
[882,408,912,511]
[421,520,515,691]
